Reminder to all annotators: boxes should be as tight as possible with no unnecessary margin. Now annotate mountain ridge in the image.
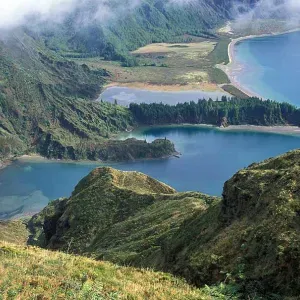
[23,149,300,298]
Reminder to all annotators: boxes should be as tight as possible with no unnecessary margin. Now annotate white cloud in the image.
[0,0,79,28]
[0,0,146,29]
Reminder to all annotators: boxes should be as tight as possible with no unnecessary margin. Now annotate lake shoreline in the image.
[137,124,300,135]
[2,124,300,172]
[220,28,300,99]
[14,151,181,168]
[103,82,223,93]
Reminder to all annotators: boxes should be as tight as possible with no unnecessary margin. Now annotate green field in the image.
[70,37,231,91]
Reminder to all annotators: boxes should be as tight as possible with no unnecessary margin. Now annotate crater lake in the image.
[232,31,300,104]
[1,125,300,219]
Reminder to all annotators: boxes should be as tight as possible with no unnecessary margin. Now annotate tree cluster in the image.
[129,97,300,127]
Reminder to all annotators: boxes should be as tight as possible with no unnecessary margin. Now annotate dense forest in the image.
[129,96,300,127]
[42,0,230,62]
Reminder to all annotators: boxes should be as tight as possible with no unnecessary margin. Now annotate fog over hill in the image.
[0,0,259,30]
[0,0,299,41]
[233,0,300,29]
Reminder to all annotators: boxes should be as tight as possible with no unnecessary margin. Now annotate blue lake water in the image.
[100,86,229,106]
[234,31,300,104]
[1,126,300,219]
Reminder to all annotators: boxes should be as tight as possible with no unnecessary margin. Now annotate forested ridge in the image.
[129,96,300,126]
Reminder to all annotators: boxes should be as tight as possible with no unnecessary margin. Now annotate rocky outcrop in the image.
[37,136,177,161]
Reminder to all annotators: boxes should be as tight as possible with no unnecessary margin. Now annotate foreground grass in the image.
[0,242,210,300]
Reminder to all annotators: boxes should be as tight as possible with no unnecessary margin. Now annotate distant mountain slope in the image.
[41,0,231,60]
[0,32,176,162]
[28,150,300,298]
[39,0,258,60]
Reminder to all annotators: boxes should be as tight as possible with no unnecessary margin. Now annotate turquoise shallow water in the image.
[234,31,300,105]
[1,126,300,219]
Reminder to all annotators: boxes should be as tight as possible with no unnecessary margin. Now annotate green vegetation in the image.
[0,221,29,245]
[23,150,300,298]
[44,0,229,61]
[129,97,300,127]
[0,0,240,164]
[77,38,230,88]
[0,241,212,299]
[208,38,231,65]
[0,31,176,162]
[28,167,211,253]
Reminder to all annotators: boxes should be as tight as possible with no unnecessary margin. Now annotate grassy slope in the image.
[0,220,29,245]
[0,241,212,300]
[27,150,300,298]
[154,150,300,297]
[28,167,216,254]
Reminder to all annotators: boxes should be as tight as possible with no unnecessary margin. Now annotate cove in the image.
[100,86,229,106]
[232,31,300,105]
[1,126,300,220]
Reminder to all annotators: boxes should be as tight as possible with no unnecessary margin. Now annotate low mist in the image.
[232,0,300,32]
[0,0,198,30]
[1,0,300,33]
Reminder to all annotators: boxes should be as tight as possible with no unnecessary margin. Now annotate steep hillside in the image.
[40,0,261,61]
[28,150,300,298]
[0,241,214,299]
[41,0,232,61]
[0,31,176,162]
[28,167,215,255]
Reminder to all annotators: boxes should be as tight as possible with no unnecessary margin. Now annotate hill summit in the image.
[29,150,300,295]
[25,150,300,298]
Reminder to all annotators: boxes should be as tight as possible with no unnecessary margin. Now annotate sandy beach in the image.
[134,124,300,135]
[219,28,300,99]
[220,125,300,135]
[104,81,223,92]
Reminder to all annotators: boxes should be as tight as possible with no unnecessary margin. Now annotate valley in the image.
[73,37,231,94]
[2,125,300,220]
[2,0,300,299]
